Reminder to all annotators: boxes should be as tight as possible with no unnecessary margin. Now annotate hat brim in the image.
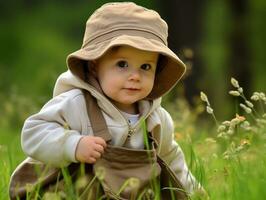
[67,35,186,99]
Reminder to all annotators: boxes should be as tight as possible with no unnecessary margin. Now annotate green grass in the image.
[181,133,266,200]
[1,127,266,200]
[0,128,26,200]
[1,77,266,199]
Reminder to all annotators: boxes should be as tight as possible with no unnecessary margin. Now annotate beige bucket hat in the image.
[67,2,186,99]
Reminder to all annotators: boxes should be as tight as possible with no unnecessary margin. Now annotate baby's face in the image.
[94,46,158,114]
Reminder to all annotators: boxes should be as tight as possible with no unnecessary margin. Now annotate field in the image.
[1,79,266,200]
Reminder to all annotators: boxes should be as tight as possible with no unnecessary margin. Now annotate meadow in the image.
[0,78,266,200]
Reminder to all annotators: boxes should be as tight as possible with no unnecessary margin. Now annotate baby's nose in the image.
[128,69,141,81]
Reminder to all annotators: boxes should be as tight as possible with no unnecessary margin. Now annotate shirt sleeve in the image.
[21,90,86,167]
[157,107,200,195]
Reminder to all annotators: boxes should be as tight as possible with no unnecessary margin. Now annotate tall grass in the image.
[1,78,266,199]
[196,77,266,199]
[0,128,25,200]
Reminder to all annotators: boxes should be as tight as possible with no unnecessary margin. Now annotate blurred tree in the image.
[155,0,206,106]
[227,0,251,96]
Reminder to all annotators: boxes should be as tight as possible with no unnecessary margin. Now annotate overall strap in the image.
[83,90,112,142]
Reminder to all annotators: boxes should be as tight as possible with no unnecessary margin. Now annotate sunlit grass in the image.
[1,77,266,199]
[0,128,25,200]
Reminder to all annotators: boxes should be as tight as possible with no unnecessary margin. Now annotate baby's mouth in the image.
[123,87,140,91]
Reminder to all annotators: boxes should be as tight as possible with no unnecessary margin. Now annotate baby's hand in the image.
[75,136,107,164]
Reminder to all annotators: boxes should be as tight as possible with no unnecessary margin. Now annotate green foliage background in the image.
[0,0,266,128]
[0,1,266,199]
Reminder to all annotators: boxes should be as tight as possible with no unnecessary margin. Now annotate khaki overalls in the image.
[9,91,188,200]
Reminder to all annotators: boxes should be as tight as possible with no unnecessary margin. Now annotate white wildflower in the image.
[227,128,234,135]
[251,93,259,101]
[238,87,243,93]
[206,106,213,114]
[230,118,240,126]
[217,132,229,139]
[217,125,226,132]
[222,121,231,126]
[241,121,250,128]
[229,90,240,96]
[235,114,246,122]
[240,121,251,131]
[245,100,254,108]
[259,92,265,99]
[231,77,239,88]
[240,103,252,114]
[200,92,209,103]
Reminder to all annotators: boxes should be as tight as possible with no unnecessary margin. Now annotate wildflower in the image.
[227,128,234,135]
[230,118,240,127]
[222,121,231,126]
[251,93,260,101]
[238,87,243,93]
[217,132,229,139]
[200,92,209,103]
[240,103,252,114]
[245,100,254,108]
[217,125,226,132]
[236,140,250,152]
[240,139,250,146]
[231,77,239,88]
[206,106,213,114]
[259,92,265,99]
[235,114,245,122]
[229,90,240,96]
[240,121,251,131]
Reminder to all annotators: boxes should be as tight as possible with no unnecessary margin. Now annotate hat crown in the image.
[82,2,168,47]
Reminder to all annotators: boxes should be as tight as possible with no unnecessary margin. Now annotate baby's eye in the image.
[116,60,128,68]
[141,64,152,71]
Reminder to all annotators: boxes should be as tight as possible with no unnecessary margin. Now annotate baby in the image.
[19,2,205,198]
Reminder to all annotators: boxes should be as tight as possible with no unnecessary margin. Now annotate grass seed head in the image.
[251,93,260,101]
[229,90,240,96]
[206,106,213,114]
[222,121,231,126]
[200,91,209,103]
[231,77,240,88]
[240,103,252,114]
[238,87,243,93]
[217,125,226,132]
[245,100,254,108]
